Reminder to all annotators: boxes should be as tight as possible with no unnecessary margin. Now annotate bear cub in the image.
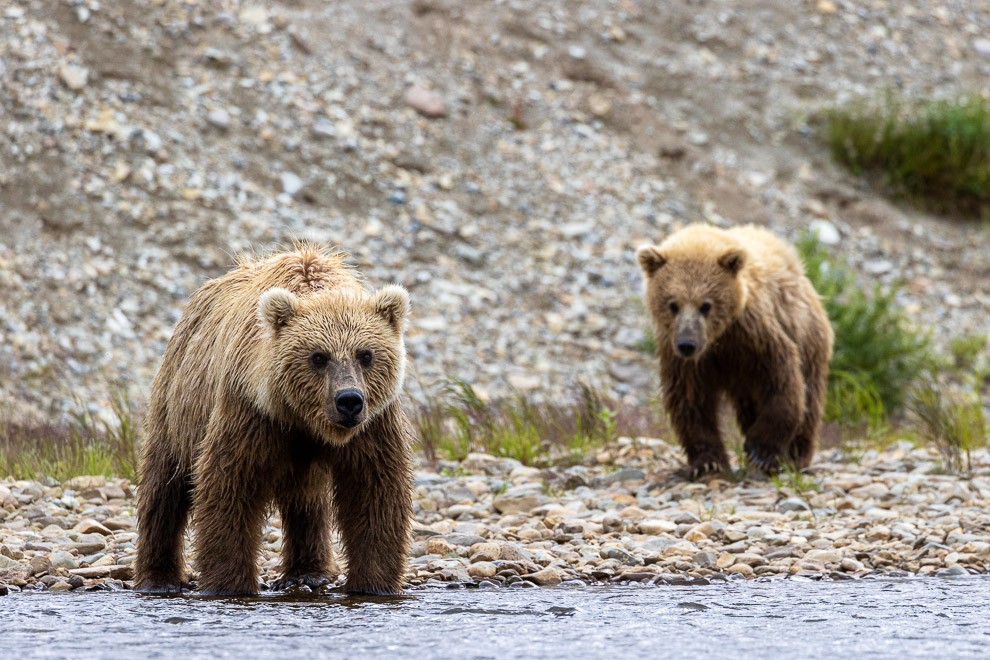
[637,224,833,479]
[134,244,414,596]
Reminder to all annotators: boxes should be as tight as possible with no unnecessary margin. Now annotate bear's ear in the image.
[371,284,410,332]
[636,245,666,276]
[258,287,299,332]
[718,248,746,275]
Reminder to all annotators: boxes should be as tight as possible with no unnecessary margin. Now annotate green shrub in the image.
[798,235,932,424]
[949,333,988,372]
[826,93,990,216]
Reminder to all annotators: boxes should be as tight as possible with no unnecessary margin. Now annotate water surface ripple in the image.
[4,577,989,659]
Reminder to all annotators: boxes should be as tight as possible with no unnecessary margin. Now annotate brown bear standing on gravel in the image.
[637,224,833,479]
[133,244,414,596]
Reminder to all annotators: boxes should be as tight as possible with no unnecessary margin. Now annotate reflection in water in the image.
[4,578,990,659]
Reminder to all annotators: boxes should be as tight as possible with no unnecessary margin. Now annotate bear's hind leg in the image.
[742,351,807,474]
[134,442,192,593]
[272,466,338,591]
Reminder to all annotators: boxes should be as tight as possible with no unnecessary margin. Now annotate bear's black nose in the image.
[676,340,697,357]
[335,389,364,417]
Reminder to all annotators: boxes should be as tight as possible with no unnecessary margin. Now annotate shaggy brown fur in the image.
[637,224,833,479]
[133,244,414,596]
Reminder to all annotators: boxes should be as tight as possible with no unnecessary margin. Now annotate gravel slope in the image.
[2,0,989,423]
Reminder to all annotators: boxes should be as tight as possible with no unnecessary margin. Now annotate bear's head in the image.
[256,284,410,444]
[637,241,747,360]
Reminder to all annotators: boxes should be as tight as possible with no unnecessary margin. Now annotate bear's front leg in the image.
[665,385,730,480]
[192,411,274,596]
[272,465,338,591]
[329,403,412,595]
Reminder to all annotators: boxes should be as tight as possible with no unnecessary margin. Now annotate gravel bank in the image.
[2,441,989,594]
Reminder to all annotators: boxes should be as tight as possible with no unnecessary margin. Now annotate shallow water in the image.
[4,578,990,659]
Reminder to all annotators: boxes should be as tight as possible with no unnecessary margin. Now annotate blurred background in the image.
[1,1,989,471]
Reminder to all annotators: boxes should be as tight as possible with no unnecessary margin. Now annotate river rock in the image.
[639,519,677,535]
[73,519,113,536]
[804,549,842,564]
[426,537,457,556]
[522,566,562,586]
[467,562,497,578]
[470,542,502,562]
[70,533,106,555]
[29,555,51,577]
[493,491,542,514]
[49,550,78,570]
[69,565,133,580]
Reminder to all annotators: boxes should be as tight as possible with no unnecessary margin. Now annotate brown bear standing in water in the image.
[133,244,413,596]
[637,224,833,479]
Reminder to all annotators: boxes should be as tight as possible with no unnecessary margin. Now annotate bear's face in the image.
[257,285,409,444]
[637,245,746,360]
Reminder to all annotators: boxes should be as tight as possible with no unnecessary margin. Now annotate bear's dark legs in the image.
[735,397,758,436]
[273,467,337,591]
[667,388,730,479]
[133,448,192,593]
[743,392,804,473]
[192,409,273,596]
[737,349,807,473]
[328,403,412,595]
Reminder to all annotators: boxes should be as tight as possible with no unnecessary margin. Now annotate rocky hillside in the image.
[2,0,989,424]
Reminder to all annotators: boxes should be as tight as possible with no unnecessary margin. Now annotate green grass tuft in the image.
[0,389,139,481]
[413,381,664,467]
[825,93,990,217]
[907,376,986,473]
[798,235,933,425]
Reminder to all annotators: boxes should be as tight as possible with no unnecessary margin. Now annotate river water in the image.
[4,577,989,659]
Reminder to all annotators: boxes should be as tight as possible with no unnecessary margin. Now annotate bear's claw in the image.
[686,460,727,481]
[273,574,333,591]
[745,448,780,474]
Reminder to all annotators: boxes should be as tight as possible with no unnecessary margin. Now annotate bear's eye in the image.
[310,351,329,368]
[357,349,374,368]
[699,302,712,316]
[668,301,679,315]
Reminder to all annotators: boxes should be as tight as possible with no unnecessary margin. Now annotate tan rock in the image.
[469,542,502,562]
[467,562,497,579]
[68,565,133,580]
[73,519,113,536]
[803,549,842,564]
[638,519,677,535]
[733,553,767,567]
[716,552,736,569]
[522,566,562,586]
[426,537,457,556]
[403,85,447,118]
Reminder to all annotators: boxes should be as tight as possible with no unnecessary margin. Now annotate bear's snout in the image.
[334,388,365,426]
[672,310,706,359]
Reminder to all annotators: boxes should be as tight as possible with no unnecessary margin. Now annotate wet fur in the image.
[638,224,833,478]
[134,244,413,596]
